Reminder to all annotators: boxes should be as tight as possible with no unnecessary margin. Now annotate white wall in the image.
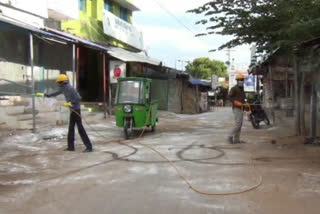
[0,0,48,18]
[0,5,44,27]
[47,0,79,20]
[0,0,48,27]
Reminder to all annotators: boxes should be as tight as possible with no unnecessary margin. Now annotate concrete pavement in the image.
[1,108,320,214]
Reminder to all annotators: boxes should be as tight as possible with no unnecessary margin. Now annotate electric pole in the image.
[225,49,236,73]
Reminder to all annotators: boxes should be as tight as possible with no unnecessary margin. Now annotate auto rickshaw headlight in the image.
[124,105,132,113]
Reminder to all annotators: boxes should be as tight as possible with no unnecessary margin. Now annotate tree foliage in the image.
[185,57,228,79]
[187,0,320,53]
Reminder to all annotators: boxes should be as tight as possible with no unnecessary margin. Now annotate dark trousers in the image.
[67,109,92,150]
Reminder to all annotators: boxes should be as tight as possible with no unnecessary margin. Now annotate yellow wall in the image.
[61,0,137,51]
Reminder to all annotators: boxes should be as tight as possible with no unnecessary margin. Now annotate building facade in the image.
[61,0,143,51]
[0,0,162,131]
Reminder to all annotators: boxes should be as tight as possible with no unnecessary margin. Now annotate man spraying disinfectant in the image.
[228,74,247,144]
[35,74,93,152]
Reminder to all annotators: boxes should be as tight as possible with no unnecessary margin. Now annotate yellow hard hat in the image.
[56,74,69,83]
[236,74,245,80]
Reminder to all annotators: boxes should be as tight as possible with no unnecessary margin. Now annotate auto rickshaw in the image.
[114,77,158,139]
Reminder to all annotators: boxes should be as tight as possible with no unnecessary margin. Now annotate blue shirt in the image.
[45,82,81,110]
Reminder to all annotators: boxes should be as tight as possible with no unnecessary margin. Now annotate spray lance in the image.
[34,93,72,125]
[34,93,71,107]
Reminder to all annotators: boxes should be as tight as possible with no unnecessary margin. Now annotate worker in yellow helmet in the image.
[35,74,93,152]
[227,74,246,144]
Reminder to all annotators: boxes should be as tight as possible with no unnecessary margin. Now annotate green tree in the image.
[187,0,320,53]
[188,0,320,137]
[185,57,228,79]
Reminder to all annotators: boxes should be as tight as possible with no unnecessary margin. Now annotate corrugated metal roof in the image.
[0,17,163,65]
[0,16,74,42]
[248,48,280,74]
[43,27,110,51]
[108,47,161,66]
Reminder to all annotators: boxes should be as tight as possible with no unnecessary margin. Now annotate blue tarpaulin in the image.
[188,77,211,87]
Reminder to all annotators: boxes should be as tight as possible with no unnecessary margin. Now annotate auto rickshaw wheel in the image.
[151,124,156,132]
[124,118,132,139]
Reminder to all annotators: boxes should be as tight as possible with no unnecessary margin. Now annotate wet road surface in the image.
[1,108,320,214]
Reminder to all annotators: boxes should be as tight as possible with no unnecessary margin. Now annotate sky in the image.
[133,0,251,72]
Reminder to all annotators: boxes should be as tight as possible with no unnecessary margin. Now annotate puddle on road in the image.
[128,165,158,175]
[0,179,39,186]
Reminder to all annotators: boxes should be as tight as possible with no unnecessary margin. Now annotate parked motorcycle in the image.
[247,100,270,129]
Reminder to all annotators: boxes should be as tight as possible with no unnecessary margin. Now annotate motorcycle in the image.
[246,100,270,129]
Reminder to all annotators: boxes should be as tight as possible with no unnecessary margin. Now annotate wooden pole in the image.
[285,68,289,116]
[300,69,306,136]
[29,33,36,133]
[103,53,107,119]
[285,69,289,97]
[195,85,199,113]
[294,57,301,135]
[269,64,275,124]
[166,69,170,111]
[72,44,76,87]
[310,84,317,137]
[76,46,80,90]
[108,61,112,116]
[181,80,184,113]
[257,75,260,102]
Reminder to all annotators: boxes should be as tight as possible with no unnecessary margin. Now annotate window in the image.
[120,7,128,22]
[104,0,112,12]
[117,81,143,104]
[79,0,86,11]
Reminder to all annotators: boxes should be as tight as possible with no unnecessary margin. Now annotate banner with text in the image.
[102,10,143,50]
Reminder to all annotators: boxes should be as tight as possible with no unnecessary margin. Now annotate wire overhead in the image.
[150,0,196,35]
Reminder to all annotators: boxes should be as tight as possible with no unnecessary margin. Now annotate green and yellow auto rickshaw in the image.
[114,77,158,139]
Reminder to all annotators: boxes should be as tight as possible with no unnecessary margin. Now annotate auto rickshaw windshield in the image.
[117,81,144,104]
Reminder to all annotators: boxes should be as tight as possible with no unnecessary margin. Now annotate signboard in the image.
[211,74,218,89]
[244,75,256,92]
[102,10,144,50]
[229,72,256,92]
[109,60,126,84]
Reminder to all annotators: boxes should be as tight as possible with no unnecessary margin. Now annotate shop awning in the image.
[0,16,74,43]
[108,47,161,66]
[0,16,161,66]
[43,27,110,52]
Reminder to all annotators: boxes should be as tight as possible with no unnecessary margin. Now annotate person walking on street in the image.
[228,74,246,144]
[36,74,93,152]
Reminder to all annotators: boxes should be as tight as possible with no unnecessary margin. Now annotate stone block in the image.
[0,106,25,115]
[17,114,34,121]
[23,107,39,115]
[16,120,33,130]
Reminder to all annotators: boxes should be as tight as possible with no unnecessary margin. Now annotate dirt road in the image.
[1,108,320,214]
